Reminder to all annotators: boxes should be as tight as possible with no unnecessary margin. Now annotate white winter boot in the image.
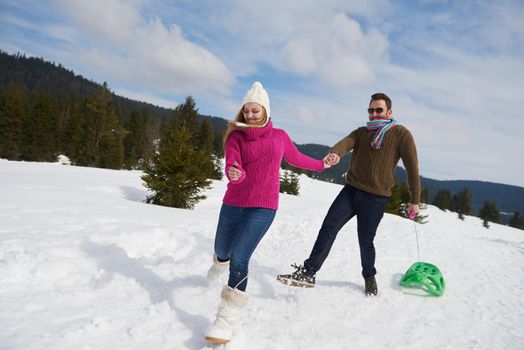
[207,254,230,282]
[205,285,248,344]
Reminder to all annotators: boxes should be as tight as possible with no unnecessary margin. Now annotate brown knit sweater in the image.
[331,125,421,204]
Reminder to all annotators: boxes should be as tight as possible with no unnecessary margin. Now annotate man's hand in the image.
[228,161,242,181]
[323,153,340,167]
[408,203,420,220]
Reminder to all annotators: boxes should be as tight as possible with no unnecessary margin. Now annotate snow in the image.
[1,159,523,350]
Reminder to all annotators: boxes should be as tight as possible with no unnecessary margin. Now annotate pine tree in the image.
[123,110,142,168]
[385,183,400,214]
[508,211,524,230]
[61,83,125,168]
[0,85,26,159]
[170,97,217,181]
[173,96,199,136]
[453,187,472,220]
[20,92,60,161]
[62,99,97,166]
[141,98,211,209]
[198,118,223,180]
[123,109,158,169]
[280,169,300,195]
[195,117,220,179]
[433,189,453,211]
[398,182,411,204]
[213,129,225,158]
[479,200,500,229]
[62,83,127,169]
[421,187,429,204]
[87,83,125,169]
[98,124,126,169]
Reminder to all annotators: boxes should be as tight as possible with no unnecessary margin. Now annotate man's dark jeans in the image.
[304,184,389,279]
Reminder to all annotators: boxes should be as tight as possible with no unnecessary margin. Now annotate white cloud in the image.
[54,0,235,95]
[269,88,367,145]
[157,0,390,85]
[56,0,142,44]
[2,0,523,186]
[278,14,388,86]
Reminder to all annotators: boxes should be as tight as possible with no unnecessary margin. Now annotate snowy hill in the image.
[1,160,522,350]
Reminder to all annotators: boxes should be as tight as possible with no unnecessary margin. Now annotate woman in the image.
[205,82,331,344]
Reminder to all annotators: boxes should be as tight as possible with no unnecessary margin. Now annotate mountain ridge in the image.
[1,50,522,217]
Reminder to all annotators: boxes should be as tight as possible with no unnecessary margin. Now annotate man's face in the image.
[368,99,392,121]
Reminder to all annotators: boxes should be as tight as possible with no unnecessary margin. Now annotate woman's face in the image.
[242,102,265,125]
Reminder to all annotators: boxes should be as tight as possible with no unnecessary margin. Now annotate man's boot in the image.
[365,276,378,296]
[276,263,316,288]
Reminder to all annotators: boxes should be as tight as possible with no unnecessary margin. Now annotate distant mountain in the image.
[292,144,524,216]
[0,50,171,119]
[2,50,522,218]
[394,169,524,216]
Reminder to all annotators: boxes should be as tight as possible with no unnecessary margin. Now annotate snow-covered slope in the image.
[1,160,522,350]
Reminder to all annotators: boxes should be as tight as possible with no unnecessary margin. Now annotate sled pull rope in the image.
[413,220,420,262]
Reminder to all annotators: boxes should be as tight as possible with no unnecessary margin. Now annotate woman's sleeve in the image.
[225,133,247,184]
[282,132,324,172]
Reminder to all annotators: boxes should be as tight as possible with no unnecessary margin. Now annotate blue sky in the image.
[1,0,523,187]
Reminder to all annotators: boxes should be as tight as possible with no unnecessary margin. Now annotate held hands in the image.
[322,153,340,169]
[228,161,242,181]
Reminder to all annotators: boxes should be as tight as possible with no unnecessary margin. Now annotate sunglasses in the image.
[367,108,384,114]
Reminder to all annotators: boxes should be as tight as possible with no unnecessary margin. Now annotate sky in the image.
[1,0,524,187]
[1,159,523,349]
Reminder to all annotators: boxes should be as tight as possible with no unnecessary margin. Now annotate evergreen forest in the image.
[1,50,522,229]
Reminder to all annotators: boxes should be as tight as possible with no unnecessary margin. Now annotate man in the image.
[277,93,420,296]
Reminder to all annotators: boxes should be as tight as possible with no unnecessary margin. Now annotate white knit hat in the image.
[242,81,270,118]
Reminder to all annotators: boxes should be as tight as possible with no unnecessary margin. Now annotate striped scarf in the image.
[367,118,397,149]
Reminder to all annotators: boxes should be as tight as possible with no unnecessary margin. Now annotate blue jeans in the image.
[214,204,276,291]
[304,185,389,279]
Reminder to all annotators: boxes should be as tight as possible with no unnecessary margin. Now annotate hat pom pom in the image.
[252,81,263,89]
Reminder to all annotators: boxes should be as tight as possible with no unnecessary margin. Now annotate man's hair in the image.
[370,93,392,110]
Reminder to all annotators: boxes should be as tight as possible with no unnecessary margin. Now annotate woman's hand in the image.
[323,153,340,167]
[228,161,242,181]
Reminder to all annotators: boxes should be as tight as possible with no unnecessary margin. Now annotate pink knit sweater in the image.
[223,121,324,210]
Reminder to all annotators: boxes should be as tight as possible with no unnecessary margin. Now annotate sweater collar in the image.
[237,120,273,140]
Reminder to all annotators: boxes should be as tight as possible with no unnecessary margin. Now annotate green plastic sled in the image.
[399,262,445,296]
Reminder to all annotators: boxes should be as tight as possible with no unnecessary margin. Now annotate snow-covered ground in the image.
[1,159,523,350]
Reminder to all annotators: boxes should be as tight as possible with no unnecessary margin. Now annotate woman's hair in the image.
[223,105,268,149]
